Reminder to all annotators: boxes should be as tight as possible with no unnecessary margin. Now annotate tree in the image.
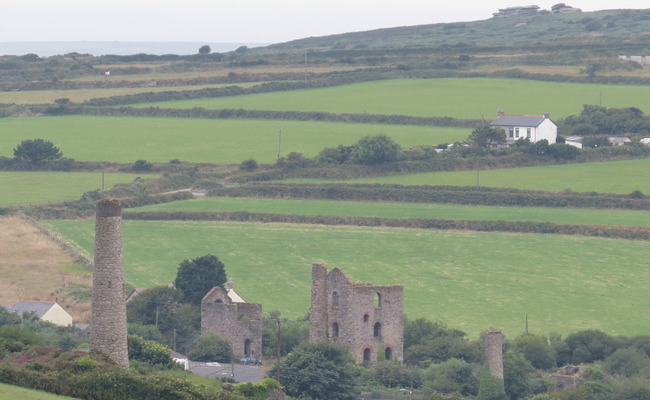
[13,139,63,164]
[466,125,506,153]
[174,254,227,305]
[422,358,479,397]
[198,45,211,54]
[476,365,507,400]
[186,332,233,362]
[350,134,401,165]
[512,334,557,370]
[128,335,181,369]
[271,341,360,400]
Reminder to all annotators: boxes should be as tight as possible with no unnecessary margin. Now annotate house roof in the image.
[491,115,547,127]
[227,288,245,303]
[3,300,57,318]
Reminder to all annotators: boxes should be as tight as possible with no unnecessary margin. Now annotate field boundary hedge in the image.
[77,106,479,127]
[122,210,650,241]
[207,183,650,210]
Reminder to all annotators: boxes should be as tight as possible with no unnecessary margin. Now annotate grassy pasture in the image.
[0,116,466,163]
[346,158,650,194]
[0,171,156,206]
[46,219,650,338]
[0,383,78,400]
[133,78,650,119]
[132,197,650,227]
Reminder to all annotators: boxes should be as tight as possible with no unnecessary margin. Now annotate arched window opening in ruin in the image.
[385,346,392,360]
[363,348,371,364]
[244,339,251,356]
[374,292,382,308]
[332,291,339,308]
[363,313,369,323]
[374,322,382,337]
[332,322,339,337]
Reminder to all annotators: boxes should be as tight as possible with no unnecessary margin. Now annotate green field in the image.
[46,219,650,338]
[134,78,650,119]
[132,197,650,227]
[347,158,650,194]
[0,171,158,206]
[0,383,77,400]
[0,116,466,163]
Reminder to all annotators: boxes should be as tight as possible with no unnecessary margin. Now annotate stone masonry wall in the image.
[91,199,129,367]
[309,263,404,366]
[201,287,263,359]
[484,331,504,380]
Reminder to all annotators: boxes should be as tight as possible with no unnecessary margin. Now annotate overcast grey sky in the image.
[1,1,647,44]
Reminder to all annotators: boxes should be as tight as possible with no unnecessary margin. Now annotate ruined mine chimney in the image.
[309,263,329,342]
[91,199,129,367]
[484,331,504,379]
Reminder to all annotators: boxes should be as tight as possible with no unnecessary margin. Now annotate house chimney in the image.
[543,112,550,119]
[227,278,234,291]
[497,109,505,117]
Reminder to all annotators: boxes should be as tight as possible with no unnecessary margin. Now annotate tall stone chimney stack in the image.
[91,199,129,367]
[309,263,329,341]
[484,331,504,379]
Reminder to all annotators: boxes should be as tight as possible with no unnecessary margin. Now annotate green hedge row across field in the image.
[207,183,650,210]
[122,210,650,241]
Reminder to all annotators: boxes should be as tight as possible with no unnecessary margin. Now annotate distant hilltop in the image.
[0,41,270,57]
[493,3,582,18]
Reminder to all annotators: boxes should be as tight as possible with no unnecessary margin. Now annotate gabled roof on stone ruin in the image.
[202,286,232,305]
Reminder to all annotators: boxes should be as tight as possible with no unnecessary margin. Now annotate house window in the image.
[363,313,369,323]
[527,128,531,138]
[332,291,339,308]
[515,128,520,138]
[373,322,382,337]
[508,128,514,138]
[374,293,382,308]
[385,347,392,360]
[332,322,339,338]
[363,348,371,364]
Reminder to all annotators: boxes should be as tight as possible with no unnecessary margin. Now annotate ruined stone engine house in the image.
[201,285,262,359]
[309,263,404,365]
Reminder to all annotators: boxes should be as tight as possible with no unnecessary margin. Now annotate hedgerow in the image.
[206,183,650,210]
[122,210,650,241]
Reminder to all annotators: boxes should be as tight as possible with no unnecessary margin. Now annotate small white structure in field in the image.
[490,110,557,144]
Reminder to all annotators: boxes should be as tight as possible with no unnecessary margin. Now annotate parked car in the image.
[239,357,262,365]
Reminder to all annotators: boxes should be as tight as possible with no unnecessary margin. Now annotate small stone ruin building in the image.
[201,281,262,360]
[309,263,404,366]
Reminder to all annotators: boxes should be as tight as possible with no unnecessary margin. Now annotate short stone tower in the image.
[309,263,404,366]
[91,199,129,367]
[201,286,263,359]
[484,331,504,379]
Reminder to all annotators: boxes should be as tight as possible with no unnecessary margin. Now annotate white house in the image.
[490,110,557,144]
[3,300,73,326]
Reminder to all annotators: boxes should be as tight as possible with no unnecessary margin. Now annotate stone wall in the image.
[484,331,503,380]
[201,286,263,359]
[309,263,404,366]
[90,199,129,367]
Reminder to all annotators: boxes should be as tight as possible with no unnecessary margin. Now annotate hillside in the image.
[269,9,650,50]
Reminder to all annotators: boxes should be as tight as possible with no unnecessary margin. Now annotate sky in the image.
[1,1,648,45]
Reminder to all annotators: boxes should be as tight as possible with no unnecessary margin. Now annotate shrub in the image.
[132,159,153,171]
